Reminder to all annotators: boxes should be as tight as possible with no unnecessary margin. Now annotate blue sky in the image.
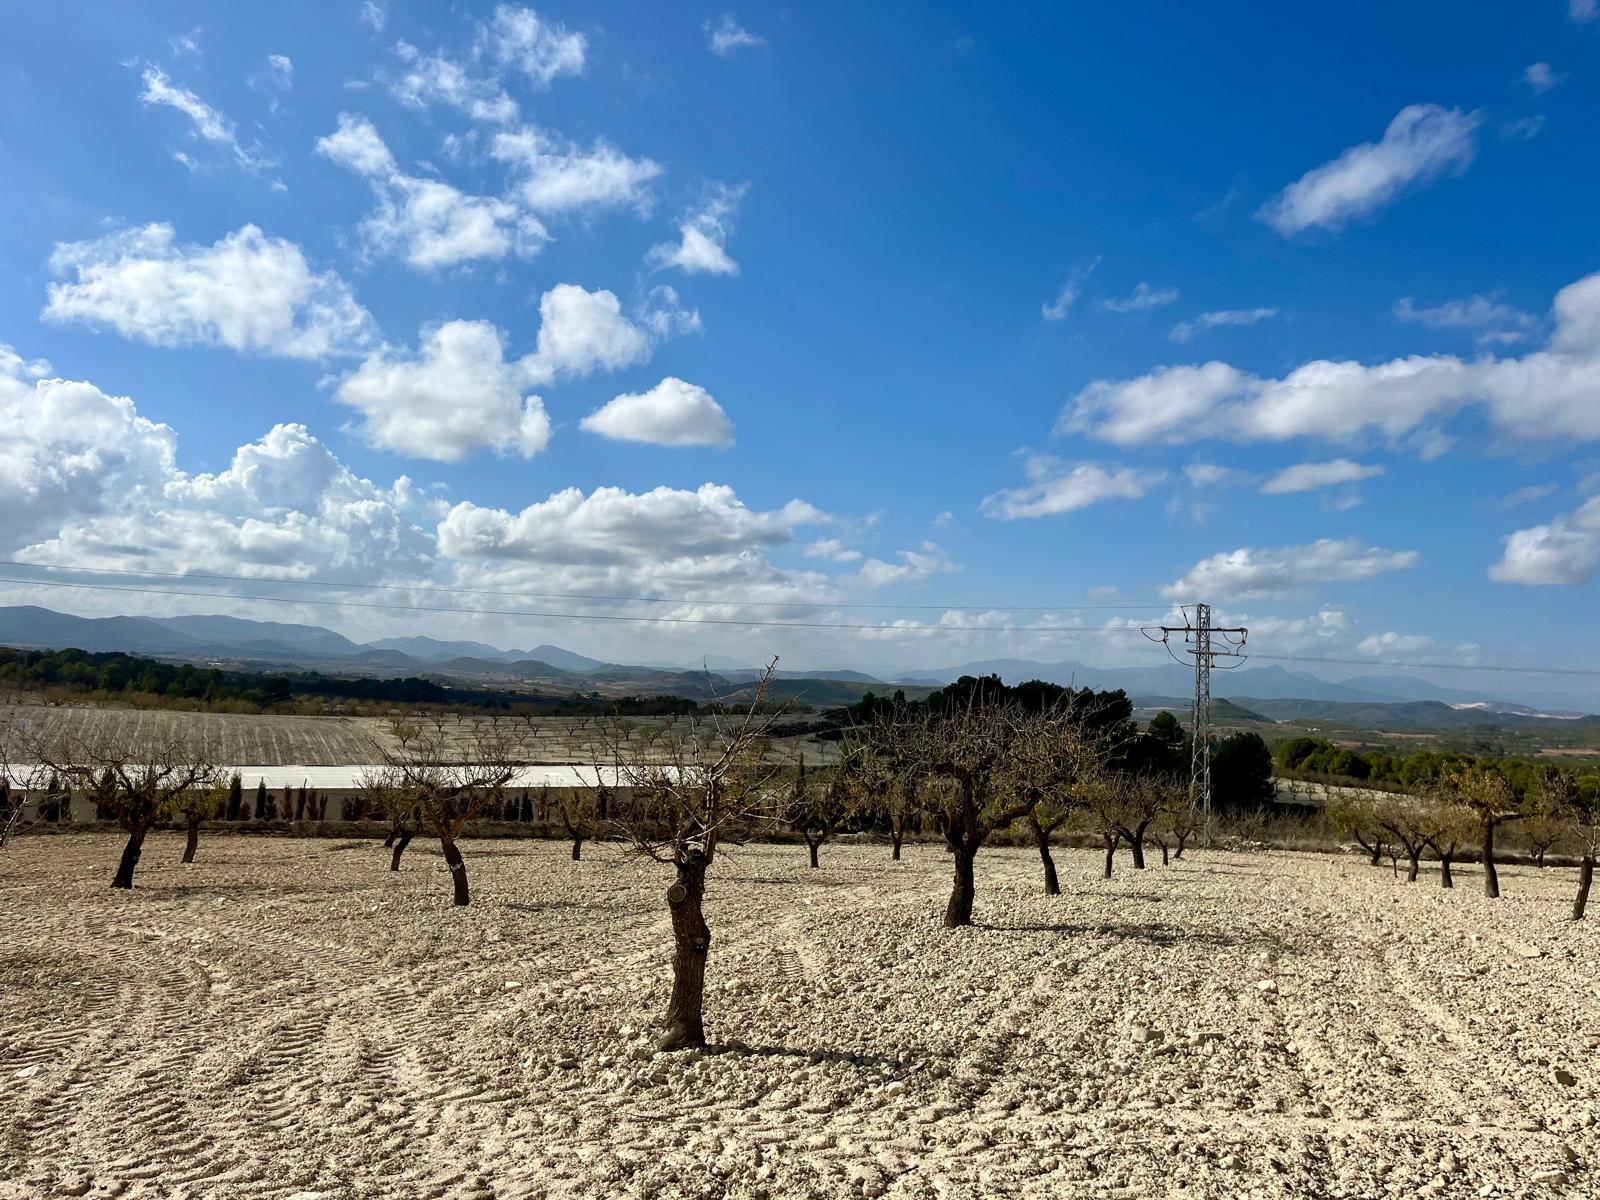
[2,2,1599,689]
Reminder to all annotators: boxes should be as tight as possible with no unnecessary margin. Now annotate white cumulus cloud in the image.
[522,283,685,387]
[647,184,746,276]
[331,283,696,461]
[1356,631,1436,656]
[803,538,862,563]
[317,113,547,270]
[389,40,519,124]
[1260,459,1384,494]
[438,485,823,566]
[483,5,586,86]
[44,224,376,359]
[852,544,957,590]
[1490,496,1600,585]
[1259,104,1480,236]
[1163,537,1419,600]
[981,457,1166,520]
[334,320,550,463]
[1062,269,1600,449]
[0,350,432,583]
[581,378,735,447]
[490,125,663,215]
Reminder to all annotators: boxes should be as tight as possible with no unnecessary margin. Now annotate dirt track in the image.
[1,835,1596,1199]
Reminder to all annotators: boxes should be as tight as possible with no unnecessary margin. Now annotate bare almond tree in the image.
[566,727,629,861]
[1110,776,1171,870]
[784,756,854,869]
[1081,774,1131,879]
[557,789,602,860]
[29,728,219,888]
[1565,781,1599,920]
[1419,792,1476,889]
[1002,708,1098,896]
[1152,784,1201,865]
[1446,767,1522,898]
[1325,790,1387,866]
[0,717,50,848]
[176,779,229,864]
[848,711,920,860]
[370,714,526,905]
[911,697,1035,927]
[1523,770,1574,868]
[1373,794,1438,883]
[358,765,420,872]
[609,662,783,1051]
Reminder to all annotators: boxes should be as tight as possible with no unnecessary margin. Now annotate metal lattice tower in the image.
[1190,602,1213,816]
[1151,602,1248,821]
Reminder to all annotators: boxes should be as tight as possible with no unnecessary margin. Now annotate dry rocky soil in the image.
[1,834,1597,1199]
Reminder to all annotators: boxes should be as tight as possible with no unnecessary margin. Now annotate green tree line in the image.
[0,646,704,717]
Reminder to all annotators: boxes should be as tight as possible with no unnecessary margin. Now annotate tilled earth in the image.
[0,834,1596,1199]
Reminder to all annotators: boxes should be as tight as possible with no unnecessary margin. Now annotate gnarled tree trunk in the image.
[1574,855,1594,921]
[1405,847,1421,883]
[1029,817,1059,896]
[570,833,584,861]
[890,826,904,860]
[181,813,201,864]
[1127,826,1147,870]
[441,836,470,906]
[1483,821,1501,898]
[944,846,977,928]
[806,835,821,869]
[1438,848,1455,888]
[389,830,413,872]
[112,826,147,889]
[1102,832,1117,879]
[661,853,710,1050]
[1354,832,1383,866]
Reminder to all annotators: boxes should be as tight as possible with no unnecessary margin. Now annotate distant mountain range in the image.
[0,606,919,708]
[366,635,608,673]
[0,604,1593,719]
[891,657,1596,718]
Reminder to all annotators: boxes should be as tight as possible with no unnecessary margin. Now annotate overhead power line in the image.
[0,560,1173,614]
[0,576,1167,637]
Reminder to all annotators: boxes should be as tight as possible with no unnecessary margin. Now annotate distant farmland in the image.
[1,703,831,766]
[4,704,387,764]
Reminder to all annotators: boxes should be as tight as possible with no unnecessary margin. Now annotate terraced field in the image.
[0,836,1596,1199]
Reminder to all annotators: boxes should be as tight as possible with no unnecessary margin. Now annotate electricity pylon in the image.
[1152,603,1248,819]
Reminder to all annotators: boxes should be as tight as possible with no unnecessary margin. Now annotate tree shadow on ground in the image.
[976,920,1287,952]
